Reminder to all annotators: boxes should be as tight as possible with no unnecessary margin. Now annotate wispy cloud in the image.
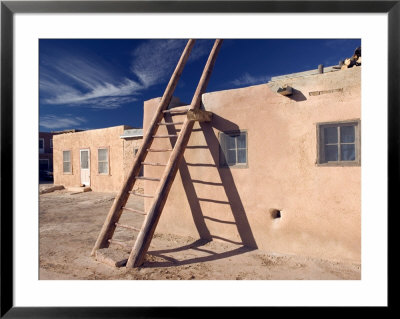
[42,78,141,107]
[40,51,143,108]
[229,73,270,88]
[40,40,212,109]
[131,40,186,87]
[39,114,87,130]
[131,39,212,88]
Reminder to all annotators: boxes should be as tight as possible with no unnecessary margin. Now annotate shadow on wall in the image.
[288,88,307,102]
[147,113,257,266]
[200,114,257,249]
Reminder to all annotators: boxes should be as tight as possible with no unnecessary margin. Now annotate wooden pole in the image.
[91,39,196,256]
[126,39,223,267]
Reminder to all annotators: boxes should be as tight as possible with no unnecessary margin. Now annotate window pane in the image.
[63,162,71,173]
[324,127,338,144]
[98,162,108,174]
[325,145,338,161]
[227,150,236,165]
[340,125,355,143]
[81,151,89,169]
[237,149,246,163]
[237,133,246,148]
[39,139,44,148]
[63,151,70,162]
[341,144,356,161]
[225,134,236,149]
[98,149,108,161]
[220,131,248,167]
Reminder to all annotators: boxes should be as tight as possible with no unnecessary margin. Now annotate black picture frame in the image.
[1,1,396,317]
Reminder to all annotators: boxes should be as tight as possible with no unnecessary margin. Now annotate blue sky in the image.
[39,39,361,132]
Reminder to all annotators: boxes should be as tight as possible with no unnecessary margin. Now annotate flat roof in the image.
[269,65,341,82]
[120,128,143,139]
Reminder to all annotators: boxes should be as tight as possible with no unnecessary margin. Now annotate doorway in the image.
[80,149,90,186]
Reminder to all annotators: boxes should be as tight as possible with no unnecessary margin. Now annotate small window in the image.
[50,139,53,148]
[39,159,49,170]
[63,150,71,173]
[317,121,360,165]
[219,131,248,167]
[98,148,109,174]
[39,138,45,154]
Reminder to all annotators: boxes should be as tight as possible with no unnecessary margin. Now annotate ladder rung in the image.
[152,135,178,138]
[141,162,167,166]
[108,239,130,249]
[163,109,189,114]
[115,223,141,232]
[135,176,161,182]
[129,191,154,198]
[147,148,173,152]
[122,207,147,215]
[158,122,184,126]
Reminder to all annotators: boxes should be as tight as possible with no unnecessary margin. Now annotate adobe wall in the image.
[53,125,128,192]
[143,67,361,263]
[39,132,55,170]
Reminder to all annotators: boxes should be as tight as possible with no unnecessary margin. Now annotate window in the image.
[39,138,44,154]
[219,131,248,167]
[39,159,49,170]
[63,150,71,173]
[317,121,360,165]
[50,139,53,148]
[98,148,109,174]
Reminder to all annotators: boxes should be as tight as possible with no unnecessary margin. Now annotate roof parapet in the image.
[270,65,341,82]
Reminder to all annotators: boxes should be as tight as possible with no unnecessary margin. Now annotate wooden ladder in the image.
[91,39,223,268]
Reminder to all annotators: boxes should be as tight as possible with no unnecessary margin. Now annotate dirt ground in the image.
[39,186,361,280]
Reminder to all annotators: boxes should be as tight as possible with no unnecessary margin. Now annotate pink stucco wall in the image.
[53,125,143,193]
[143,67,361,263]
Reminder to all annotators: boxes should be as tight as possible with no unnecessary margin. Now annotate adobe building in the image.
[39,129,84,174]
[53,125,143,192]
[39,132,57,172]
[142,65,361,263]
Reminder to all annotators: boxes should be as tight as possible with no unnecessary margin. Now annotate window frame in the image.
[50,139,53,149]
[97,147,110,175]
[39,138,45,154]
[316,119,361,166]
[62,150,72,174]
[219,130,248,168]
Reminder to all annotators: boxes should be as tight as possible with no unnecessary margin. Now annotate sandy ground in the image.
[39,186,361,280]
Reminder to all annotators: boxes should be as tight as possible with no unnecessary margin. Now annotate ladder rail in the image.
[126,39,223,267]
[91,39,196,256]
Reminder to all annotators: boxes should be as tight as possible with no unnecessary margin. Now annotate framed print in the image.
[1,0,396,317]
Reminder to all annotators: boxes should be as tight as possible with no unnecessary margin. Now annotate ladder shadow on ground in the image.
[144,113,257,267]
[145,239,254,268]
